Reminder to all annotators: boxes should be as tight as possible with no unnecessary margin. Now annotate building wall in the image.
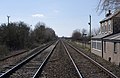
[100,19,113,34]
[92,12,120,65]
[111,19,113,34]
[115,12,120,17]
[103,41,120,65]
[91,40,102,57]
[113,17,120,34]
[91,48,102,57]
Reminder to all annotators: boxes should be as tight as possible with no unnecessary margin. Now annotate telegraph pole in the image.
[88,15,91,52]
[7,15,10,26]
[90,15,91,39]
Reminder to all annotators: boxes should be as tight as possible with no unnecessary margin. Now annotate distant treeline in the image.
[71,29,90,42]
[0,21,57,51]
[71,28,100,42]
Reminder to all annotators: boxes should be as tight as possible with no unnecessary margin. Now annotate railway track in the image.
[39,40,81,78]
[61,41,83,78]
[0,42,52,61]
[0,50,28,61]
[63,40,118,78]
[0,42,53,74]
[0,41,58,78]
[0,40,118,78]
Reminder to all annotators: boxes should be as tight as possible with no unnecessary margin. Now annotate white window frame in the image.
[108,20,111,31]
[92,40,96,49]
[92,40,102,51]
[96,41,102,51]
[104,22,107,33]
[101,23,104,34]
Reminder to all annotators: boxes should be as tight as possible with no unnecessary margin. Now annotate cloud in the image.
[32,14,45,18]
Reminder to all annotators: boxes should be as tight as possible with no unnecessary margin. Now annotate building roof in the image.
[92,33,109,40]
[100,11,120,23]
[103,33,120,42]
[92,32,120,42]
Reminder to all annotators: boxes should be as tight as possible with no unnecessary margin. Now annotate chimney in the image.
[106,10,112,17]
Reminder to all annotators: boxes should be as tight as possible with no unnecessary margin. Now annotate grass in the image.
[0,45,9,58]
[73,41,90,52]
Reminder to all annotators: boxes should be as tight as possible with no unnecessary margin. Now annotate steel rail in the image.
[0,42,53,61]
[66,41,118,78]
[61,41,83,78]
[0,42,55,78]
[0,50,29,61]
[32,40,59,78]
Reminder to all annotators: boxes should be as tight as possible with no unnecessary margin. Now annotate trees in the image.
[72,29,81,41]
[0,22,30,50]
[17,22,30,49]
[92,27,100,36]
[97,0,120,13]
[71,27,100,42]
[0,21,57,51]
[81,28,87,36]
[44,28,56,42]
[34,22,46,43]
[33,22,57,44]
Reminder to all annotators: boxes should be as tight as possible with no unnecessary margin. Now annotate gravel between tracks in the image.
[39,42,79,78]
[68,41,120,78]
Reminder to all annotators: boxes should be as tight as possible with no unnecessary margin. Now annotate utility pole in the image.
[7,15,10,26]
[83,33,87,48]
[89,15,91,39]
[88,15,91,52]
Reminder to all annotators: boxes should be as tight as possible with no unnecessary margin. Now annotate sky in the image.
[0,0,105,37]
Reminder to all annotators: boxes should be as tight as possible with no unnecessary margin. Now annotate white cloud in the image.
[32,14,45,18]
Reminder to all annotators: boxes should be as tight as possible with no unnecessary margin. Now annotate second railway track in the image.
[0,42,52,73]
[0,41,58,78]
[63,40,118,78]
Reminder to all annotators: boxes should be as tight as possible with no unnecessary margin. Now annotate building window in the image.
[97,41,102,50]
[105,22,107,33]
[92,41,96,49]
[114,42,117,54]
[108,24,111,31]
[92,40,102,51]
[108,20,111,31]
[101,23,104,33]
[104,42,106,53]
[102,25,106,33]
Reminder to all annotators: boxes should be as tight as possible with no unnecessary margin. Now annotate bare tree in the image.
[97,0,120,13]
[72,29,81,41]
[92,27,100,36]
[81,28,87,36]
[33,22,57,43]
